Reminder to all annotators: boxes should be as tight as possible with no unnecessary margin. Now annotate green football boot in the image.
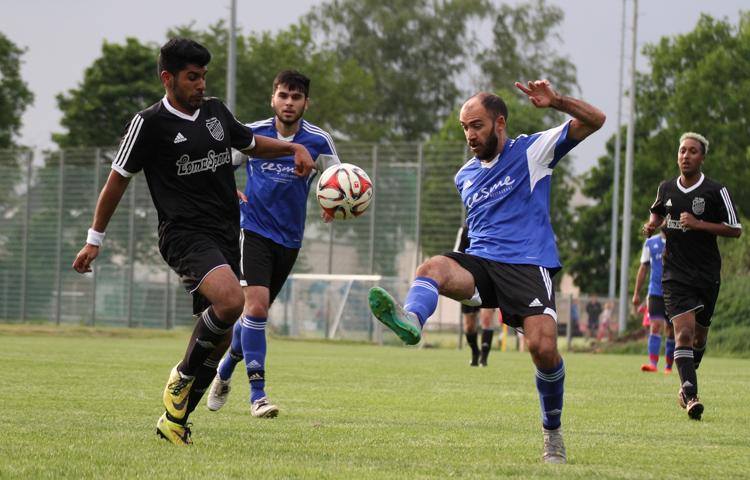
[368,287,422,345]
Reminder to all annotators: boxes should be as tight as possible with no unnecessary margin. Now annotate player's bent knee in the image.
[245,304,269,318]
[415,257,442,279]
[527,337,557,359]
[213,291,244,322]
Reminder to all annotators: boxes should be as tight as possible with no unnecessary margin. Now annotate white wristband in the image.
[86,228,105,247]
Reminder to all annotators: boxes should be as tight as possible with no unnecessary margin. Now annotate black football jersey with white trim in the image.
[650,173,741,283]
[112,96,255,233]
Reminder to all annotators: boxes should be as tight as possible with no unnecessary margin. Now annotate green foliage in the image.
[54,38,162,148]
[307,0,487,140]
[636,13,750,216]
[480,0,578,98]
[0,32,34,149]
[710,226,750,354]
[570,12,750,293]
[2,330,750,477]
[169,22,379,141]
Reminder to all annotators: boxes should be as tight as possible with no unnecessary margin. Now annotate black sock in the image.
[183,357,220,419]
[674,346,698,399]
[693,344,706,370]
[180,306,233,376]
[466,331,480,364]
[480,329,494,364]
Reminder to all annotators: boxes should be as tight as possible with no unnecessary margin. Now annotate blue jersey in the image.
[640,234,665,297]
[455,121,578,268]
[238,118,339,248]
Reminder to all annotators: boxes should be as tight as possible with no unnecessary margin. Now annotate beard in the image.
[476,130,499,160]
[171,78,204,112]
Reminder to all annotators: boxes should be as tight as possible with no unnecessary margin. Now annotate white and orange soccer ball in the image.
[316,163,374,220]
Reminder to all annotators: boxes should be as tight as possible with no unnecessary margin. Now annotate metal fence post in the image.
[367,144,377,276]
[55,151,65,325]
[367,145,378,342]
[20,150,32,322]
[413,143,423,274]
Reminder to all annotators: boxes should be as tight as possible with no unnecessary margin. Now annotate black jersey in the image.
[650,173,741,283]
[111,96,255,234]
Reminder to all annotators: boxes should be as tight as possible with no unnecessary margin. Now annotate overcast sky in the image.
[1,0,746,173]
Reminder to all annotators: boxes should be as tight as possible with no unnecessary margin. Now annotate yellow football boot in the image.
[162,364,194,420]
[156,412,192,446]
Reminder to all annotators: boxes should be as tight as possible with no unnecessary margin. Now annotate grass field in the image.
[1,325,749,479]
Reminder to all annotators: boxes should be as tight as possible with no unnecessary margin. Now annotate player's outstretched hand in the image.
[515,79,559,109]
[293,144,314,177]
[73,244,99,273]
[236,189,248,203]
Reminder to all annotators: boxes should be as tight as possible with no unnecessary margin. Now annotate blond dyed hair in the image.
[679,132,709,155]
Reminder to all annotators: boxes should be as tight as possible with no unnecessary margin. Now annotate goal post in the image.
[268,273,407,343]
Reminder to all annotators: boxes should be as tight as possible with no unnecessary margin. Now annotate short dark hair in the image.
[273,70,311,97]
[157,38,211,77]
[476,92,508,121]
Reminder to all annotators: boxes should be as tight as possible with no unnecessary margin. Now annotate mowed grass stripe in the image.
[0,331,749,479]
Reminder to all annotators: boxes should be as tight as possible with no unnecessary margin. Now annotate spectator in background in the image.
[585,296,602,341]
[596,301,615,342]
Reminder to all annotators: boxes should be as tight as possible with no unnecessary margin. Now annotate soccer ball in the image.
[316,163,374,220]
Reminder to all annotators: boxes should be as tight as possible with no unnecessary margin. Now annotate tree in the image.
[54,38,161,148]
[0,32,34,149]
[569,13,750,293]
[479,0,578,99]
[169,21,378,141]
[306,0,487,140]
[636,13,750,216]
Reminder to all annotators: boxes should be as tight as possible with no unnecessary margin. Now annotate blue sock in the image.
[403,276,439,326]
[241,315,268,403]
[665,337,675,369]
[536,360,565,430]
[217,321,243,381]
[648,334,662,367]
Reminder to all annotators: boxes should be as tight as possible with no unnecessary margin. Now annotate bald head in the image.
[462,92,508,122]
[459,92,509,161]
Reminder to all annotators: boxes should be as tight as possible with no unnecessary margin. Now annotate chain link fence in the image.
[0,146,608,345]
[0,144,470,336]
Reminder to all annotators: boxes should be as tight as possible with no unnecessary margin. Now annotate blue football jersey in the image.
[640,234,665,297]
[455,121,578,268]
[238,118,339,248]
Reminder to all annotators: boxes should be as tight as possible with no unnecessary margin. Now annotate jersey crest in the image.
[692,197,705,215]
[206,117,225,141]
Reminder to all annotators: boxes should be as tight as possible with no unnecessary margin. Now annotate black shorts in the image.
[663,278,720,328]
[240,229,299,304]
[647,295,667,321]
[461,304,480,315]
[159,224,241,314]
[442,251,559,329]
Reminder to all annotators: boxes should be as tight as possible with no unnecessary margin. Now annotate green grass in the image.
[1,326,749,479]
